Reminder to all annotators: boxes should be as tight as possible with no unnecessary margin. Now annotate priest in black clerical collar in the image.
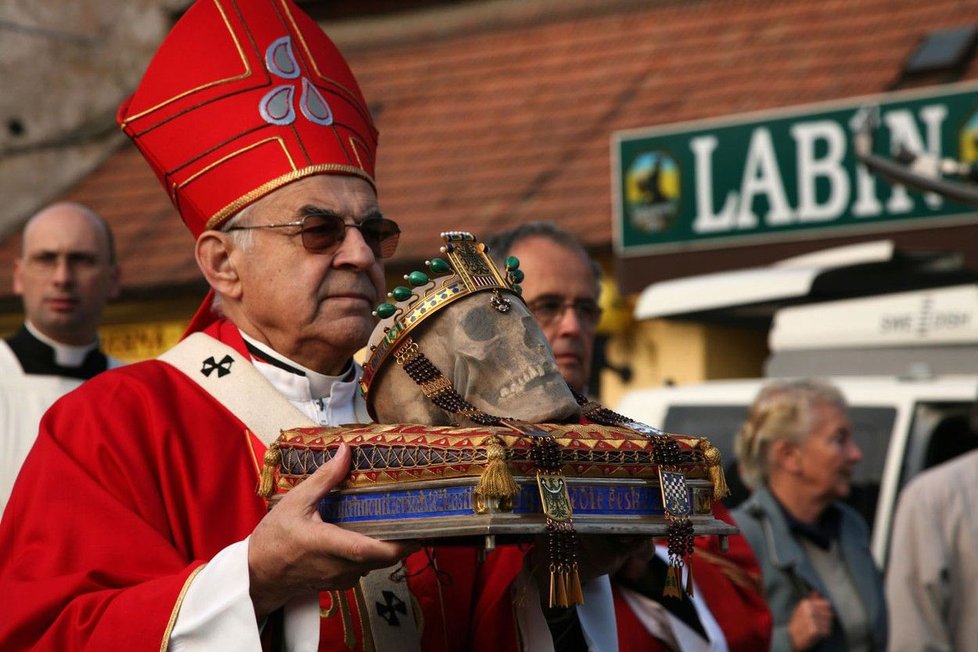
[4,322,113,380]
[5,201,121,380]
[0,202,121,512]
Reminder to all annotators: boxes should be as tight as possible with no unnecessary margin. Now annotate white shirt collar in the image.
[25,320,98,367]
[238,330,361,426]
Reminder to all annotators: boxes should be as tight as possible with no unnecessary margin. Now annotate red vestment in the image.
[0,319,524,651]
[614,503,773,651]
[693,503,772,652]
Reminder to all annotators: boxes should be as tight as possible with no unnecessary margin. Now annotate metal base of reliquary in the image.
[260,422,738,551]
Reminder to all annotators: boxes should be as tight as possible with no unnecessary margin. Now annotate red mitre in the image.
[117,0,378,238]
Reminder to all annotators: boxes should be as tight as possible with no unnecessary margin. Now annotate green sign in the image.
[612,82,978,256]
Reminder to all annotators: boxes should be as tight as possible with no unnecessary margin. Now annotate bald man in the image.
[0,202,122,511]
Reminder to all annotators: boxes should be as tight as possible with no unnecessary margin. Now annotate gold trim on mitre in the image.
[202,163,377,230]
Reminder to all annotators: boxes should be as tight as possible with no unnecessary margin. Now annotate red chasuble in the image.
[0,319,525,651]
[613,503,772,652]
[694,503,773,652]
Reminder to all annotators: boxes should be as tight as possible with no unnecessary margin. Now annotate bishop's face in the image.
[225,175,386,375]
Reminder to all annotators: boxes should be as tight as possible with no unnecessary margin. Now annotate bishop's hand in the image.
[247,443,419,619]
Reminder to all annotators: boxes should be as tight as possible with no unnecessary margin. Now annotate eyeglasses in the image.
[226,214,400,258]
[526,297,602,328]
[23,251,106,274]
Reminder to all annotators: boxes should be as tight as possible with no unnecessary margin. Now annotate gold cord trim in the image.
[159,564,207,652]
[204,165,376,231]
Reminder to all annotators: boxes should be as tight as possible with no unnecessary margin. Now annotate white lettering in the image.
[792,120,849,222]
[738,128,793,227]
[683,102,952,240]
[852,163,883,217]
[691,135,738,233]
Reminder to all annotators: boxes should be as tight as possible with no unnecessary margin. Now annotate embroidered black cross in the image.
[375,590,407,626]
[201,355,234,378]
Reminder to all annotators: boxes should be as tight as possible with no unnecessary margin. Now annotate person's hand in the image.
[615,538,658,584]
[528,533,654,598]
[248,444,419,618]
[576,535,654,584]
[788,591,833,650]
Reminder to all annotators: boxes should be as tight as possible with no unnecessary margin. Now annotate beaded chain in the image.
[400,346,505,426]
[529,426,581,607]
[571,388,697,598]
[394,336,583,606]
[665,517,696,598]
[570,389,684,465]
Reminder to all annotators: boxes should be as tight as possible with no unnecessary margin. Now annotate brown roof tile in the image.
[3,0,978,299]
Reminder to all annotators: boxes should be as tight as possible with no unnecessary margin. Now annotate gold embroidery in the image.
[320,590,338,619]
[320,590,358,651]
[353,584,375,652]
[204,164,375,230]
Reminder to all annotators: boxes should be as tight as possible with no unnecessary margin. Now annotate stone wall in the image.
[0,0,188,235]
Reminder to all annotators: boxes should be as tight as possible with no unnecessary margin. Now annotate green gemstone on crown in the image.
[406,271,429,287]
[374,303,396,319]
[428,257,451,274]
[512,284,522,295]
[505,256,520,270]
[509,269,525,283]
[390,286,413,302]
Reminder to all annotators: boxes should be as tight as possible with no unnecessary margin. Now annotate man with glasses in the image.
[486,222,772,651]
[0,2,534,650]
[0,202,122,512]
[484,222,603,395]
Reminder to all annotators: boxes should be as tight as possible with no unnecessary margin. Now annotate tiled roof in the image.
[2,0,977,300]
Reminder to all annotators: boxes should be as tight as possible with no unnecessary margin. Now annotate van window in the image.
[663,405,896,531]
[846,407,896,532]
[901,402,978,489]
[663,405,753,508]
[663,406,747,474]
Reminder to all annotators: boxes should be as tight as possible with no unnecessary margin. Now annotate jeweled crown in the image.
[360,231,524,406]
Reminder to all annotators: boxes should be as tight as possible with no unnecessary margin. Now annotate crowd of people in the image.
[0,0,974,650]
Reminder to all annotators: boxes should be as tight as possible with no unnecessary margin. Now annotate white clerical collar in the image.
[25,320,98,368]
[238,330,355,401]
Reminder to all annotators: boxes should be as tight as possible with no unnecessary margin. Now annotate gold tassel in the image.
[556,570,569,607]
[698,441,729,500]
[567,566,584,605]
[475,436,520,500]
[547,567,585,608]
[549,569,558,608]
[685,558,695,598]
[663,564,682,599]
[257,442,281,498]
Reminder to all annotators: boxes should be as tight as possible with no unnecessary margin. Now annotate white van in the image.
[617,284,978,567]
